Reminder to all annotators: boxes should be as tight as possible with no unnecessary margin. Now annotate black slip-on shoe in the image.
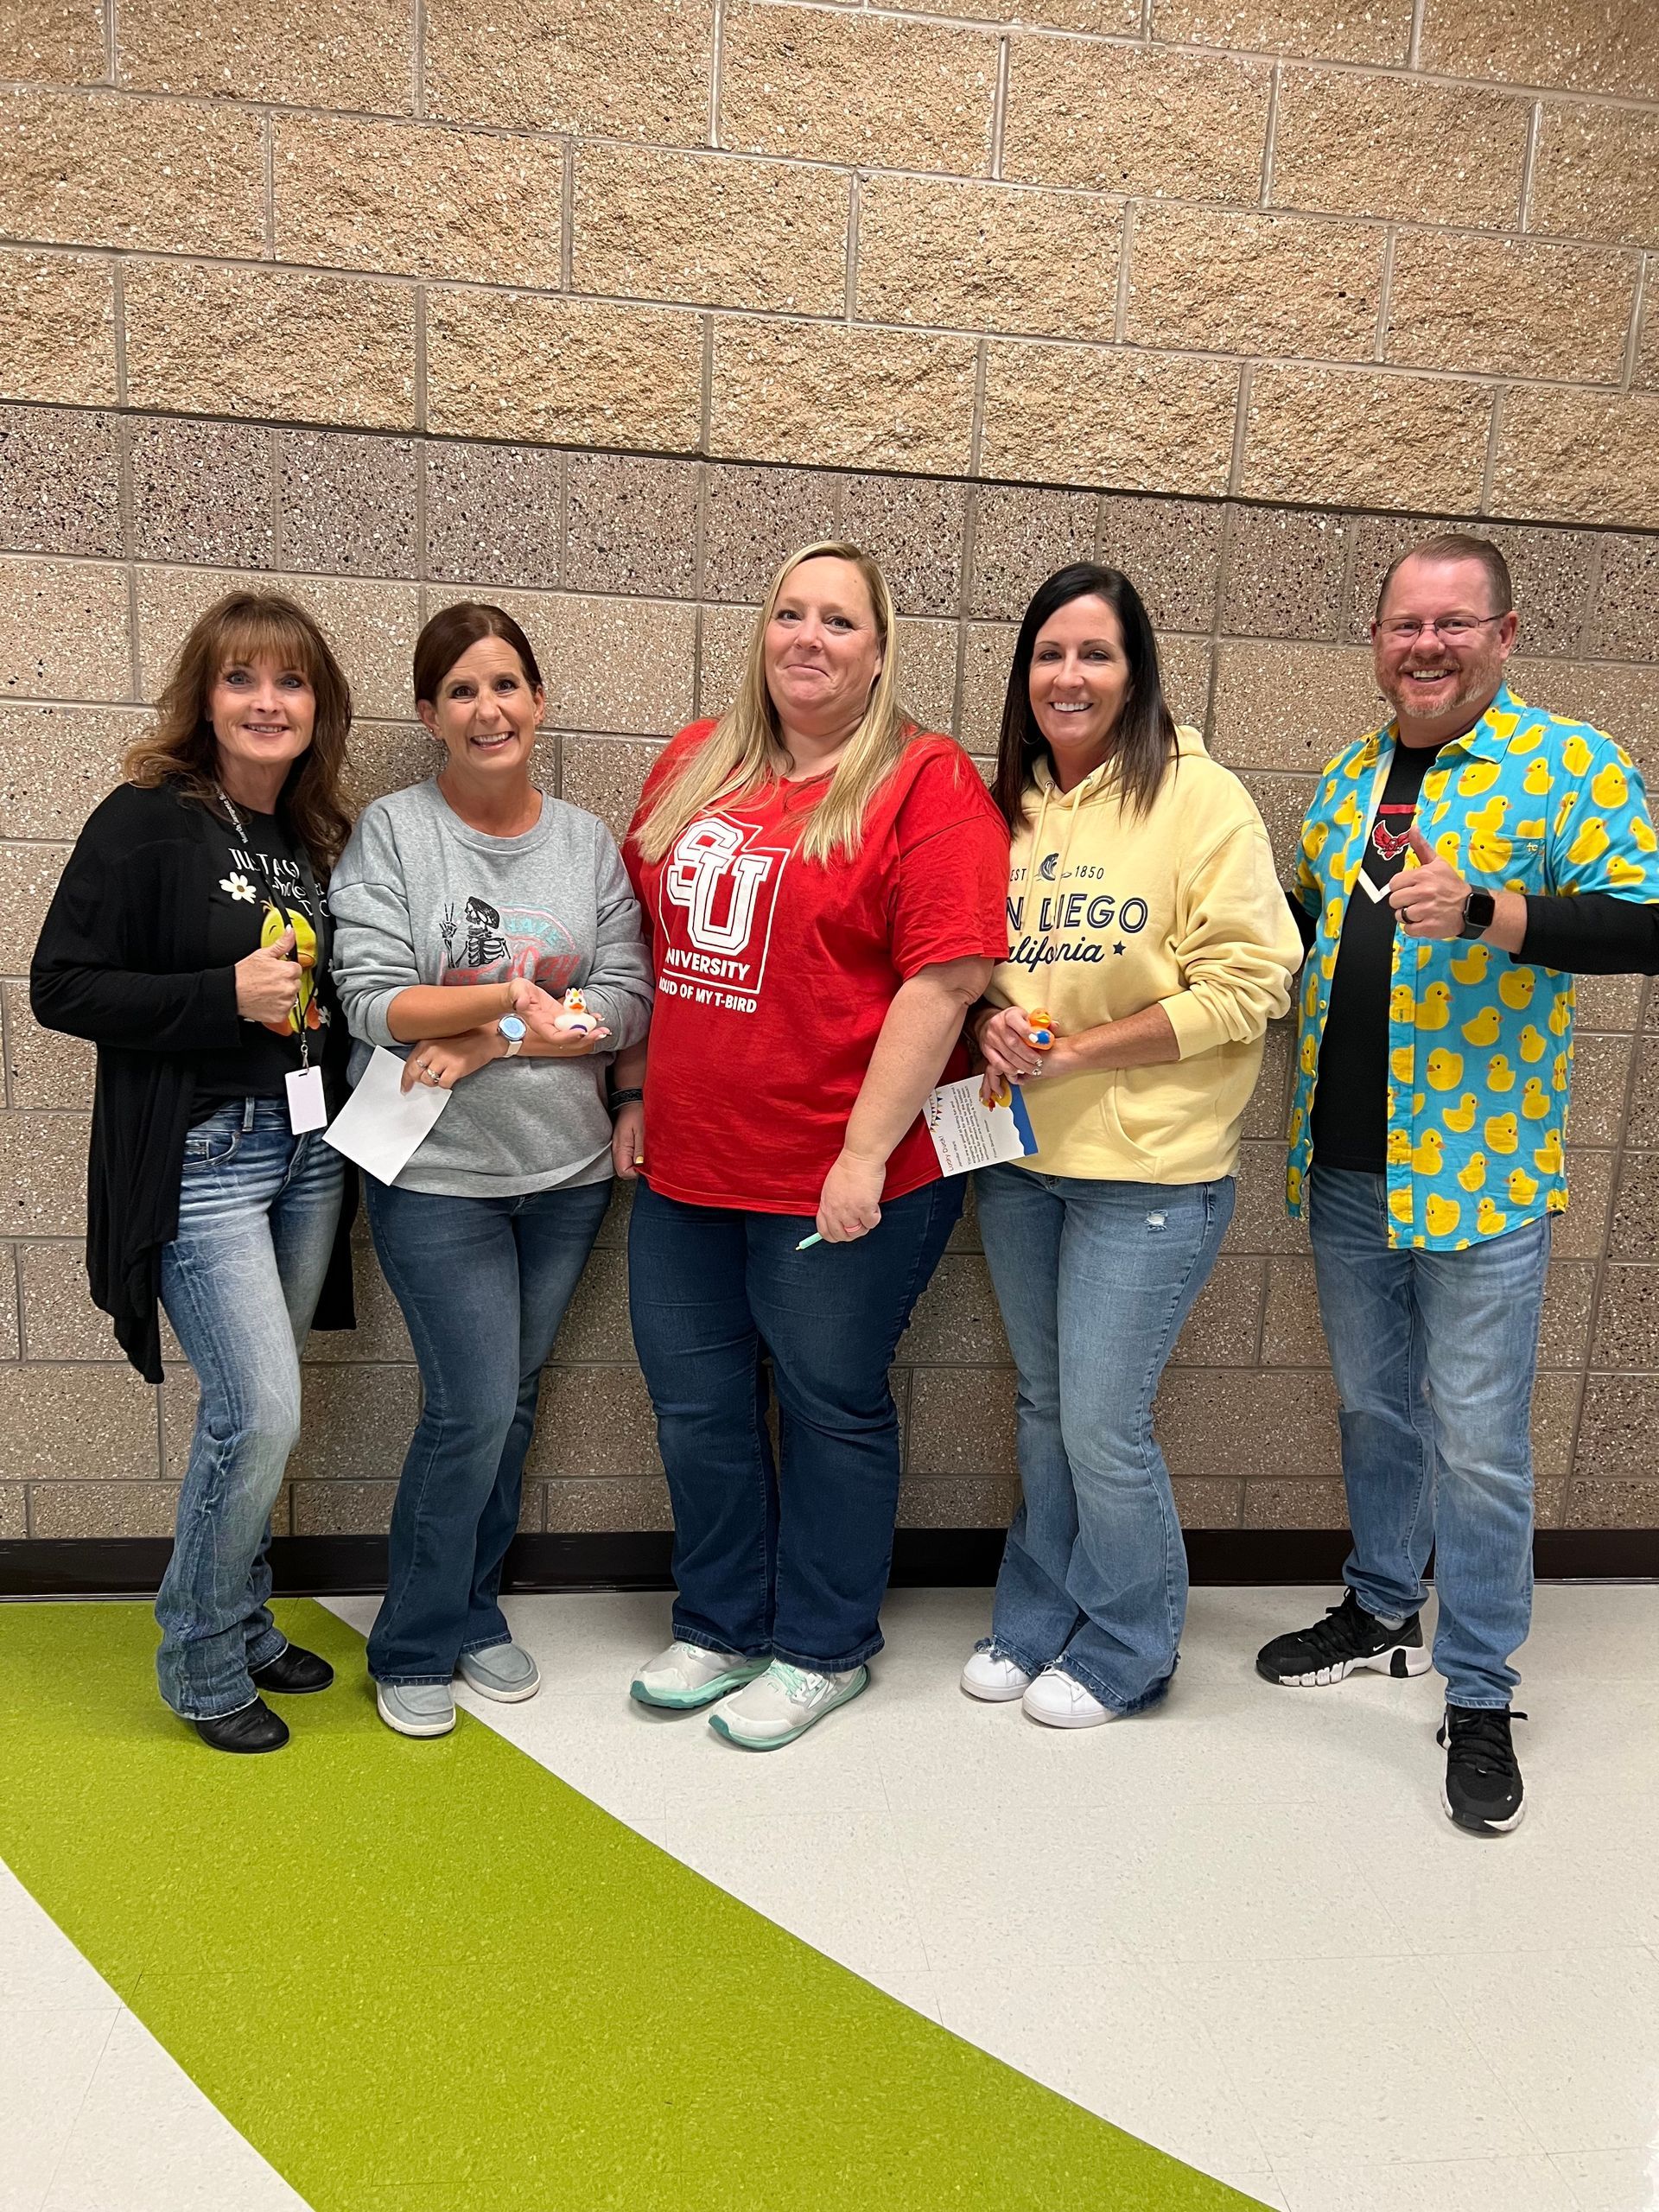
[194,1699,289,1754]
[251,1643,334,1695]
[1255,1588,1433,1688]
[1439,1704,1526,1834]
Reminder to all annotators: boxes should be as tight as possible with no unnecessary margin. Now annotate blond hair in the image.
[634,541,919,868]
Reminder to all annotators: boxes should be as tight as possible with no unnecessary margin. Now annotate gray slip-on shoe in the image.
[376,1680,455,1738]
[457,1642,541,1703]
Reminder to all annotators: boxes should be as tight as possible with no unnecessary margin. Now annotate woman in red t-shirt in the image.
[616,542,1009,1750]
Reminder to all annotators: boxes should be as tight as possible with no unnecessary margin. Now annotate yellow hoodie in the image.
[986,728,1303,1185]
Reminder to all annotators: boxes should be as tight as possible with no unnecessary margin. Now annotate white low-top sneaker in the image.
[1021,1667,1119,1730]
[960,1646,1032,1701]
[630,1640,768,1711]
[708,1659,868,1750]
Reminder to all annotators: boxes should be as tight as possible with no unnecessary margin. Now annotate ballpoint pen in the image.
[795,1232,823,1250]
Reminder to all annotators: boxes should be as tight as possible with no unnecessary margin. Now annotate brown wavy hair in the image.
[122,592,355,871]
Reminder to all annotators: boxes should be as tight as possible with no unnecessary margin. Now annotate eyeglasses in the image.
[1374,613,1508,644]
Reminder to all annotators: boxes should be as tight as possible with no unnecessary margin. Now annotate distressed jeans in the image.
[976,1163,1234,1713]
[156,1098,344,1719]
[1310,1165,1549,1708]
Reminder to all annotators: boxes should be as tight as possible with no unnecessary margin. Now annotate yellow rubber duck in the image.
[1389,1186,1414,1225]
[1303,821,1330,858]
[1522,757,1552,798]
[1411,1129,1445,1175]
[1469,830,1513,873]
[1533,1130,1564,1174]
[1554,790,1578,835]
[1507,1168,1540,1206]
[1548,995,1573,1037]
[1390,1045,1414,1084]
[1459,760,1502,798]
[1450,943,1489,986]
[1608,854,1648,888]
[1389,983,1416,1023]
[1424,1193,1461,1236]
[1300,1033,1319,1075]
[1552,1052,1571,1092]
[1634,817,1656,855]
[1592,760,1629,809]
[1457,1152,1487,1194]
[1387,1128,1413,1166]
[1517,1024,1547,1063]
[1522,1077,1552,1120]
[1497,969,1535,1011]
[1414,982,1451,1031]
[1487,1053,1516,1092]
[1467,792,1508,830]
[1425,1048,1463,1091]
[1461,1005,1501,1046]
[1562,731,1592,775]
[1568,816,1610,867]
[1516,816,1547,839]
[1422,768,1450,803]
[1442,1092,1478,1133]
[1477,1198,1509,1236]
[1435,830,1462,868]
[1485,1113,1520,1154]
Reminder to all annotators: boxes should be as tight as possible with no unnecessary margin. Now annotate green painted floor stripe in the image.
[0,1600,1262,2211]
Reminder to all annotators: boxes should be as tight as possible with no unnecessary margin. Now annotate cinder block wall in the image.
[2,0,1657,1546]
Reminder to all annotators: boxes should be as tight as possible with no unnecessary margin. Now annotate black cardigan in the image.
[30,781,356,1382]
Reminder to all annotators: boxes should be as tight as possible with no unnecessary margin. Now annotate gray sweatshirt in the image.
[329,779,653,1197]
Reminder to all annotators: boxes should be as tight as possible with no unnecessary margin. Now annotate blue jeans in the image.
[156,1098,345,1719]
[628,1176,962,1672]
[1310,1166,1548,1709]
[364,1173,612,1683]
[977,1163,1234,1713]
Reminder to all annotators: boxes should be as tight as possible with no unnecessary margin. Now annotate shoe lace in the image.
[1303,1592,1378,1662]
[771,1662,830,1704]
[1446,1707,1525,1779]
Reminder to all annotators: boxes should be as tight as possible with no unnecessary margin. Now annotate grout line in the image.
[1517,99,1542,234]
[1205,501,1231,740]
[1478,384,1503,513]
[1225,361,1252,499]
[561,140,575,292]
[989,33,1010,181]
[104,0,117,84]
[1258,61,1281,207]
[1406,0,1427,69]
[1113,203,1135,344]
[413,413,429,582]
[268,424,283,571]
[709,0,727,149]
[968,335,988,477]
[412,285,428,434]
[412,0,425,120]
[700,314,715,456]
[262,111,276,260]
[554,449,569,589]
[844,173,861,324]
[1619,253,1649,397]
[1372,225,1395,364]
[108,257,129,410]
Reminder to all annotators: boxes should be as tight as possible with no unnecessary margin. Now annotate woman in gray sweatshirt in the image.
[330,602,653,1738]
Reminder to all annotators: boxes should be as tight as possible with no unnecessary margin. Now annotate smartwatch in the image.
[1459,889,1497,941]
[496,1014,527,1057]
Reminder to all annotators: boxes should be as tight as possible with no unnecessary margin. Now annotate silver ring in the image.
[420,1066,439,1084]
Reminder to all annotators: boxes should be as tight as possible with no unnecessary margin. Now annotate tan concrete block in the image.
[1533,1370,1579,1482]
[1535,1477,1567,1529]
[7,0,109,84]
[1491,390,1659,532]
[0,704,138,839]
[897,1474,1020,1527]
[1211,639,1381,772]
[288,1363,420,1480]
[980,345,1238,495]
[0,1362,157,1478]
[0,250,116,407]
[696,603,756,724]
[0,89,264,256]
[1387,232,1637,385]
[1096,495,1224,634]
[1577,1375,1659,1479]
[858,177,1122,341]
[1271,68,1530,228]
[426,587,695,737]
[1242,1477,1347,1527]
[895,619,959,741]
[118,0,412,112]
[573,146,847,316]
[1154,0,1412,63]
[135,568,420,720]
[289,1480,397,1535]
[1261,1254,1325,1364]
[1555,1145,1613,1262]
[969,484,1098,623]
[1222,505,1351,643]
[1173,1478,1243,1528]
[565,454,702,601]
[711,321,978,477]
[4,984,92,1110]
[30,1480,179,1536]
[128,416,274,572]
[1243,1018,1294,1143]
[1156,1366,1340,1480]
[1563,1478,1659,1529]
[1160,635,1214,736]
[1641,298,1659,393]
[0,1112,88,1234]
[0,556,130,702]
[898,1254,1011,1364]
[922,0,1136,26]
[840,475,968,620]
[529,1364,661,1478]
[345,722,437,808]
[0,403,122,560]
[958,620,1017,757]
[721,3,995,176]
[1567,1033,1633,1149]
[702,464,841,606]
[1128,207,1382,361]
[906,1366,1016,1478]
[1222,1137,1308,1253]
[1421,0,1659,101]
[1345,517,1599,658]
[559,737,664,845]
[542,1477,674,1532]
[1239,772,1319,881]
[124,263,416,432]
[1588,1262,1659,1370]
[279,431,421,582]
[550,1249,631,1362]
[426,291,702,452]
[17,1238,116,1357]
[0,1481,22,1536]
[1576,972,1643,1035]
[275,116,563,286]
[1507,656,1659,773]
[1004,39,1270,201]
[1529,105,1659,248]
[1241,366,1492,513]
[424,440,562,591]
[426,0,710,143]
[0,1250,16,1360]
[1587,536,1659,661]
[1170,1255,1265,1366]
[301,1221,412,1365]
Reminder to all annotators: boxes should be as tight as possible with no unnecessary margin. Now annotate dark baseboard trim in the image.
[3,1527,1655,1600]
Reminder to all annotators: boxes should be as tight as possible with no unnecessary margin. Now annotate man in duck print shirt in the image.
[1257,533,1659,1834]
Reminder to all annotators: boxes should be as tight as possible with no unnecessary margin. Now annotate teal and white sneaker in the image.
[631,1640,768,1711]
[708,1660,868,1751]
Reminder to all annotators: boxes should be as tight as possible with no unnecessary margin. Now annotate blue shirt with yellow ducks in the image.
[1287,683,1657,1249]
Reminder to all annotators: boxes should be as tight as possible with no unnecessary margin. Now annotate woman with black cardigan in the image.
[31,592,359,1754]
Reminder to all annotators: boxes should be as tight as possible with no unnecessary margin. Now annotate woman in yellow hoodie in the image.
[962,564,1302,1727]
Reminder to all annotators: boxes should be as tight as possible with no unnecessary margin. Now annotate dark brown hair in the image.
[1375,532,1515,621]
[991,564,1177,828]
[413,601,544,707]
[123,591,354,871]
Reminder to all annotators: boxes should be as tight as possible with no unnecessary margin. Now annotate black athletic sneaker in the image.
[1255,1588,1432,1688]
[1439,1705,1526,1834]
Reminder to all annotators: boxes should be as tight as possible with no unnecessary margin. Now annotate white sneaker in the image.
[960,1646,1032,1702]
[708,1659,868,1751]
[630,1640,767,1711]
[1021,1667,1119,1730]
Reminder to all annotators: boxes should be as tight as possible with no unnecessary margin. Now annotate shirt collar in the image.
[1373,683,1520,771]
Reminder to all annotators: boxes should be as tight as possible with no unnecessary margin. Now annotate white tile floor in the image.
[3,1583,1657,2212]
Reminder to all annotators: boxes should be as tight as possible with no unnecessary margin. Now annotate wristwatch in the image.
[496,1014,527,1058]
[1459,889,1497,941]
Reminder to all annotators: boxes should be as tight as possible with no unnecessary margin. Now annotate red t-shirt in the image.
[625,721,1011,1213]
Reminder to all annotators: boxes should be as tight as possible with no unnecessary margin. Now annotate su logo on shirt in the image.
[658,814,791,1014]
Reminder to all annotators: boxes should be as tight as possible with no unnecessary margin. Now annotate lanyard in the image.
[217,788,322,1070]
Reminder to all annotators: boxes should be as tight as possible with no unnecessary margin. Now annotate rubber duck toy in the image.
[554,986,601,1039]
[1026,1007,1056,1052]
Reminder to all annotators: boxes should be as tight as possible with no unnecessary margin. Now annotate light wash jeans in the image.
[1309,1165,1549,1709]
[976,1162,1234,1713]
[156,1098,344,1719]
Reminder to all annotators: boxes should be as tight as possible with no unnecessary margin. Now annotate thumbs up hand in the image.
[1387,826,1472,940]
[234,924,305,1020]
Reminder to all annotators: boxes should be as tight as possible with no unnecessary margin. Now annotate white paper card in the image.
[322,1046,450,1184]
[284,1065,328,1135]
[923,1074,1037,1177]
